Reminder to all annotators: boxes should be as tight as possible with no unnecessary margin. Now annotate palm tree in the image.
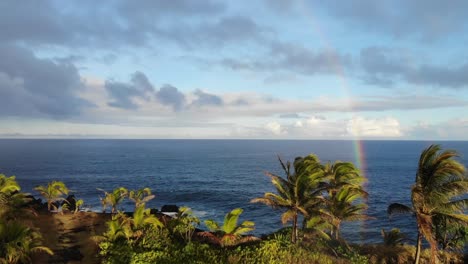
[98,187,128,213]
[0,221,53,263]
[323,161,367,198]
[204,208,255,247]
[34,181,69,212]
[129,188,155,208]
[319,187,369,240]
[387,144,468,264]
[251,155,324,243]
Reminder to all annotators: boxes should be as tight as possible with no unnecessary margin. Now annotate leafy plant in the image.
[129,187,155,208]
[0,174,31,220]
[204,208,255,247]
[0,220,53,264]
[170,206,200,243]
[34,181,69,212]
[98,187,128,213]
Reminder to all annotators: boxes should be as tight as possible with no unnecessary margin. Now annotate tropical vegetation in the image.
[204,208,256,247]
[0,175,53,263]
[98,187,128,213]
[34,181,69,212]
[0,144,466,263]
[251,154,369,245]
[388,144,468,264]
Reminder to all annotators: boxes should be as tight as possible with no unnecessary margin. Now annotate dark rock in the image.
[161,204,179,213]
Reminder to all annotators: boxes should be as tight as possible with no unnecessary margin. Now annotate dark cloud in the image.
[105,71,154,109]
[0,1,251,50]
[361,47,468,88]
[310,0,468,41]
[105,73,226,111]
[219,42,352,76]
[0,44,92,118]
[155,85,186,111]
[191,89,223,107]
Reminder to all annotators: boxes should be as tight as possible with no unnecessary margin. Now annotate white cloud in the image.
[265,121,284,135]
[346,116,402,137]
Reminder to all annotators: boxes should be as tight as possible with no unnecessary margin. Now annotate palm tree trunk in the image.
[292,212,297,243]
[414,231,422,264]
[429,240,439,264]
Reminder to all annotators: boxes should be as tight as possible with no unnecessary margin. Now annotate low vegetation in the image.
[0,144,466,263]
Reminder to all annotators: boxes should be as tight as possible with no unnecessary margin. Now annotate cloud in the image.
[407,118,468,140]
[191,89,223,107]
[265,121,284,135]
[346,116,402,137]
[155,85,186,111]
[308,0,468,41]
[105,71,154,109]
[360,46,468,88]
[0,44,92,118]
[1,1,267,50]
[219,42,352,76]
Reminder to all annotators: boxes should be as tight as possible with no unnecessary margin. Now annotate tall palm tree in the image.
[34,181,69,212]
[0,221,53,263]
[204,208,255,247]
[251,155,324,243]
[388,144,468,264]
[129,188,155,208]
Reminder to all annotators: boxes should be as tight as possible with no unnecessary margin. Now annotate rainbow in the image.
[298,1,369,241]
[297,0,367,178]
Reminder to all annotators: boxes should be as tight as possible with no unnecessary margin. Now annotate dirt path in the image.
[32,212,111,264]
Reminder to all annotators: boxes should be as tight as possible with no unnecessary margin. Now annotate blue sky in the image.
[1,0,468,139]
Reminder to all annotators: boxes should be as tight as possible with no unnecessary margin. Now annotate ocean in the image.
[1,139,467,244]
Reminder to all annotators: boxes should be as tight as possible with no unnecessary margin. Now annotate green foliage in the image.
[129,188,155,209]
[251,154,324,243]
[336,245,369,264]
[169,206,200,243]
[75,199,84,214]
[34,181,69,212]
[387,144,468,263]
[433,214,468,250]
[0,220,53,264]
[204,208,255,247]
[0,174,31,220]
[253,155,368,244]
[381,228,409,246]
[98,187,128,213]
[229,236,335,264]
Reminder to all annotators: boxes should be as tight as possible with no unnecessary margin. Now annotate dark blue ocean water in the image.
[1,139,467,244]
